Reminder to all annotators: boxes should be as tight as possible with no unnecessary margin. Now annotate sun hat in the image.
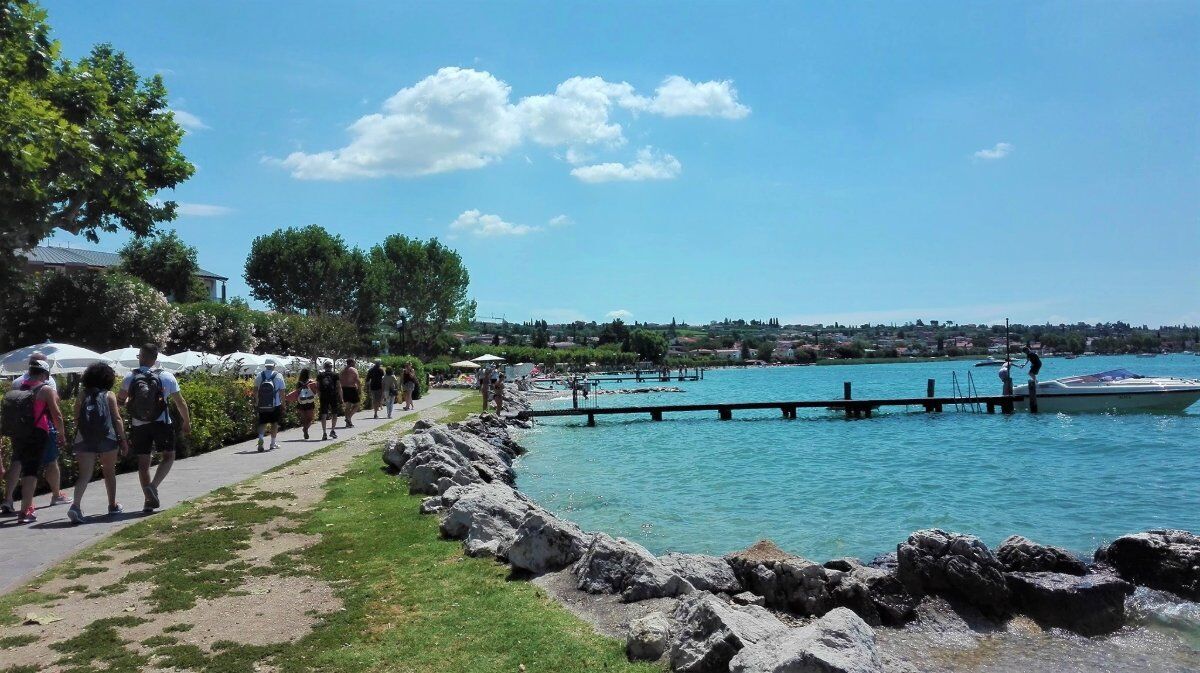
[29,359,50,372]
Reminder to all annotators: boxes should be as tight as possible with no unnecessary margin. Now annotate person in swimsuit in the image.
[340,359,361,428]
[1018,346,1043,383]
[286,368,320,439]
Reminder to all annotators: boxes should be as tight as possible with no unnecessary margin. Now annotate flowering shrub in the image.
[169,301,259,353]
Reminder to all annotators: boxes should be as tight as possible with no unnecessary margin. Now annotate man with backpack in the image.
[118,344,192,513]
[366,361,385,418]
[2,352,70,513]
[316,361,341,441]
[255,359,286,452]
[1,359,66,524]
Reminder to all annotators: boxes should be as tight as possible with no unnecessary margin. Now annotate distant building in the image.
[22,245,228,302]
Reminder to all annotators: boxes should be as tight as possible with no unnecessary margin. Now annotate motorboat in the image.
[1013,369,1200,413]
[974,357,1005,367]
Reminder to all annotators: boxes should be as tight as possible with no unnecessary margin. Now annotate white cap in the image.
[264,358,277,367]
[29,359,50,372]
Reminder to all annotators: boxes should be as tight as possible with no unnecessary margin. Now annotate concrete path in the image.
[0,388,460,594]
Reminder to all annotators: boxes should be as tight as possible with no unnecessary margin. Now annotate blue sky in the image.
[43,1,1199,327]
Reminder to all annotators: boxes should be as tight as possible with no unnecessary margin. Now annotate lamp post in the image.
[396,307,410,356]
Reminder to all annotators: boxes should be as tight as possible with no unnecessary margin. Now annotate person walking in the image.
[382,367,398,418]
[286,368,319,440]
[254,359,286,452]
[3,352,70,513]
[67,363,128,523]
[1,359,66,523]
[480,364,494,411]
[340,359,361,428]
[366,361,385,418]
[118,343,192,513]
[401,362,417,411]
[492,373,506,415]
[315,362,341,441]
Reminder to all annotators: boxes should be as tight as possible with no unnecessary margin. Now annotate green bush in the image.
[375,356,429,394]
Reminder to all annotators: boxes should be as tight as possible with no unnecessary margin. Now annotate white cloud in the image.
[605,309,634,321]
[282,67,522,180]
[974,142,1013,160]
[548,214,573,227]
[449,209,537,237]
[644,76,750,119]
[570,147,682,183]
[276,68,748,181]
[170,109,208,131]
[176,203,233,217]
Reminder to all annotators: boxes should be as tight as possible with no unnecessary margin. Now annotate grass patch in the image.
[2,665,40,673]
[141,634,177,647]
[163,622,194,633]
[0,633,39,648]
[50,615,149,673]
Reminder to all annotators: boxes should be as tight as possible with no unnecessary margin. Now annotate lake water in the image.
[516,354,1200,562]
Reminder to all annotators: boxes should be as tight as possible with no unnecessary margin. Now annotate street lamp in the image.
[396,307,410,355]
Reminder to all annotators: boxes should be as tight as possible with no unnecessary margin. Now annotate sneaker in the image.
[143,484,160,510]
[330,430,338,439]
[51,494,73,506]
[303,429,309,440]
[18,506,36,524]
[321,432,328,441]
[108,503,123,515]
[1,501,13,515]
[67,505,84,524]
[257,439,264,452]
[270,443,279,451]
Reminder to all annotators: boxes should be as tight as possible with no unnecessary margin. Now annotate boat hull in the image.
[1015,389,1200,413]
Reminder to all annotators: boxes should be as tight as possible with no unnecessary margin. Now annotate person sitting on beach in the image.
[3,352,70,513]
[340,359,361,427]
[67,362,128,523]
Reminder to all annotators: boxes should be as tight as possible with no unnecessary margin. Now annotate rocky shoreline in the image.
[381,387,1200,672]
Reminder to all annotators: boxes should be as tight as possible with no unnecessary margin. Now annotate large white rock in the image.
[507,513,592,574]
[669,592,788,673]
[728,607,882,673]
[660,553,742,594]
[626,611,671,661]
[574,533,694,603]
[439,483,541,558]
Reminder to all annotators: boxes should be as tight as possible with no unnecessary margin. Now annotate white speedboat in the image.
[1013,369,1200,413]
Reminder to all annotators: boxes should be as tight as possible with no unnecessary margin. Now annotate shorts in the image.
[130,422,176,456]
[42,428,60,465]
[297,401,315,411]
[370,388,384,405]
[14,429,49,478]
[258,406,282,425]
[403,381,416,394]
[319,397,339,419]
[342,387,360,405]
[74,438,119,454]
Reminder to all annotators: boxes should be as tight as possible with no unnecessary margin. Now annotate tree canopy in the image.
[119,230,206,301]
[0,0,193,294]
[368,235,474,356]
[244,225,356,315]
[628,329,669,363]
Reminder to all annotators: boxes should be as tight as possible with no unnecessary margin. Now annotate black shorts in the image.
[342,387,360,405]
[14,429,49,478]
[130,422,176,456]
[258,406,282,425]
[319,396,339,419]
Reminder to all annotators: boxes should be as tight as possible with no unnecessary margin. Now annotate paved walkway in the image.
[0,389,460,594]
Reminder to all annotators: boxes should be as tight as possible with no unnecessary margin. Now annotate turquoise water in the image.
[516,354,1200,563]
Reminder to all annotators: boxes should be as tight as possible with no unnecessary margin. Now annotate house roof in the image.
[23,246,228,281]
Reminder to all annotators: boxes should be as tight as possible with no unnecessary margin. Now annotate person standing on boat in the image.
[1019,346,1042,383]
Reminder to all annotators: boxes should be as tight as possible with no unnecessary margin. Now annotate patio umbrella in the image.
[169,351,220,371]
[450,360,481,369]
[215,352,265,375]
[102,346,184,372]
[471,354,506,363]
[1,342,114,375]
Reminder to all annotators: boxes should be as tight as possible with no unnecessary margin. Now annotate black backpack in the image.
[78,389,110,444]
[1,383,47,443]
[256,372,279,411]
[317,372,338,397]
[128,370,167,423]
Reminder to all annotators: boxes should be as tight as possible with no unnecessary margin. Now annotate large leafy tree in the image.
[244,225,353,315]
[628,329,668,363]
[0,0,193,292]
[119,230,205,301]
[368,235,474,356]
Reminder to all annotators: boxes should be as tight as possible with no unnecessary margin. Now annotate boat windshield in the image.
[1071,368,1144,383]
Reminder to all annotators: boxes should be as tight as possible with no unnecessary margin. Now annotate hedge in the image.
[0,372,314,497]
[374,356,429,395]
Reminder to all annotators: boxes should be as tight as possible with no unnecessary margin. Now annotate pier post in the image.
[926,378,935,413]
[651,410,663,421]
[718,406,732,421]
[587,413,596,427]
[1028,379,1038,414]
[572,378,579,409]
[986,402,995,414]
[844,382,852,419]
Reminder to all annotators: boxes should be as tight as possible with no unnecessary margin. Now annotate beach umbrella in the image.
[0,342,114,375]
[215,352,265,375]
[169,351,220,371]
[102,346,184,372]
[450,360,481,369]
[471,354,506,363]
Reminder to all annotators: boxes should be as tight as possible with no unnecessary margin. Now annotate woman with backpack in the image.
[1,360,66,524]
[67,363,128,523]
[286,368,319,440]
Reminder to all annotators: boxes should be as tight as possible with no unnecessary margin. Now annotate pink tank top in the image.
[20,381,51,432]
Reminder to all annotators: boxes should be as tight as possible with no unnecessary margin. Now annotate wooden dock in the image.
[518,379,1026,426]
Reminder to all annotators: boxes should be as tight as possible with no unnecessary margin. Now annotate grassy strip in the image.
[1,393,662,673]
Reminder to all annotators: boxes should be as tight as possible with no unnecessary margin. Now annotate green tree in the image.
[628,329,668,363]
[739,342,752,361]
[531,320,549,348]
[757,340,775,362]
[244,225,356,315]
[1,1,193,296]
[367,235,473,356]
[598,319,630,346]
[119,230,205,301]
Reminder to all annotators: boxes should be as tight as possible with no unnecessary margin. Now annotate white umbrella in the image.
[1,342,114,375]
[471,354,506,363]
[102,346,184,372]
[169,351,220,371]
[451,360,481,369]
[215,352,265,375]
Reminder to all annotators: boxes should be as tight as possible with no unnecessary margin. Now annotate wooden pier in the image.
[518,379,1025,426]
[581,368,704,383]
